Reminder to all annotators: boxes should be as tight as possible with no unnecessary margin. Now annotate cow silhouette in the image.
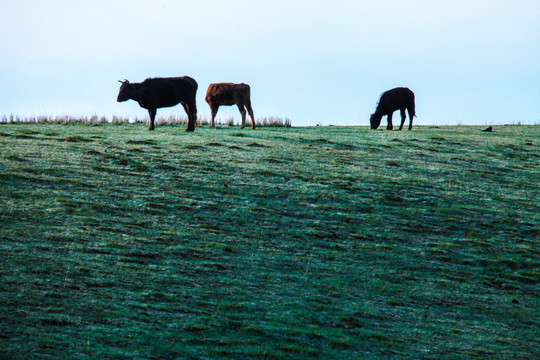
[117,77,198,131]
[370,87,416,130]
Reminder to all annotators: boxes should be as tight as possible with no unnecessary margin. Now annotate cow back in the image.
[376,87,415,115]
[206,83,250,105]
[138,77,198,109]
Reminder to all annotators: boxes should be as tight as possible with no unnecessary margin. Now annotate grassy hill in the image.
[0,123,538,359]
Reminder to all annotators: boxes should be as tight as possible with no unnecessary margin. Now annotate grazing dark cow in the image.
[117,76,198,131]
[370,87,416,130]
[205,83,255,129]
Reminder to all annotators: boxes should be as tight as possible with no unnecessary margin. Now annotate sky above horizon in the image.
[2,1,539,126]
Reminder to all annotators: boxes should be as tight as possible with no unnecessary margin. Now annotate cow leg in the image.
[185,105,196,132]
[386,113,393,130]
[399,109,406,130]
[210,104,219,127]
[244,97,255,129]
[181,103,195,131]
[237,103,247,129]
[246,103,255,129]
[407,108,414,130]
[148,109,156,130]
[185,118,195,132]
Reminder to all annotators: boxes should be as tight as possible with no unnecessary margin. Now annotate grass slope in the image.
[0,124,538,359]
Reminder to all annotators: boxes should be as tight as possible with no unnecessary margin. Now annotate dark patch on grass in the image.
[126,139,157,145]
[155,163,176,171]
[115,158,129,166]
[334,143,357,150]
[39,317,74,327]
[383,192,404,202]
[248,142,269,148]
[55,198,77,208]
[146,202,168,210]
[64,136,94,142]
[264,157,287,164]
[184,144,205,150]
[313,138,333,144]
[5,155,28,162]
[13,134,36,139]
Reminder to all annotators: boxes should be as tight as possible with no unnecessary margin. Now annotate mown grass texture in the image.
[0,123,538,359]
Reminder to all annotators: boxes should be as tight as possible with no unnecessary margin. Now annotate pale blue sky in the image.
[2,0,539,126]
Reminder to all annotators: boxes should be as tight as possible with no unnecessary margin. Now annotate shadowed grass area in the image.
[0,123,538,359]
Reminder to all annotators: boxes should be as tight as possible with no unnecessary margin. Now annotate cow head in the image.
[117,79,133,102]
[370,113,382,130]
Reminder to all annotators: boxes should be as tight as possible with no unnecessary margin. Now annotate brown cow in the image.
[205,83,255,129]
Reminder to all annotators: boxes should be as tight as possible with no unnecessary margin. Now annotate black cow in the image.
[117,76,198,131]
[205,83,255,129]
[370,87,416,130]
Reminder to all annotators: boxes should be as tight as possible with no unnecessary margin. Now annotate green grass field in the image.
[0,123,538,359]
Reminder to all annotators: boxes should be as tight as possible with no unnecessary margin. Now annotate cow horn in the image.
[118,79,129,84]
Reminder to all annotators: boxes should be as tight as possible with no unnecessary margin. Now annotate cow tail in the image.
[411,92,416,117]
[191,82,198,125]
[245,85,252,108]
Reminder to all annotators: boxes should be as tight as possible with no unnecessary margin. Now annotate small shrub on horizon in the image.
[257,116,292,127]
